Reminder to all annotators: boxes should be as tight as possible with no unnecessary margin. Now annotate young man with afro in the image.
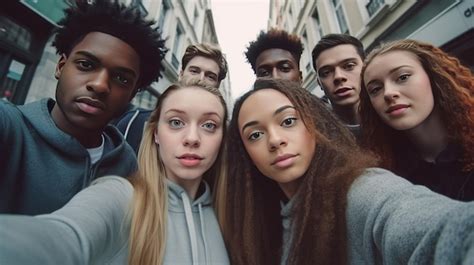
[245,28,303,82]
[0,0,167,214]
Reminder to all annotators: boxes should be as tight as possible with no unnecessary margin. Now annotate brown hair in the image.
[181,43,228,84]
[216,78,376,265]
[360,39,474,172]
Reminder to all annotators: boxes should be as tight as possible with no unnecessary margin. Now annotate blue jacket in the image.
[0,98,137,214]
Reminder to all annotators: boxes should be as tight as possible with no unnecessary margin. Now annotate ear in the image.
[55,54,67,80]
[178,70,184,80]
[153,128,160,145]
[299,70,303,82]
[316,75,325,92]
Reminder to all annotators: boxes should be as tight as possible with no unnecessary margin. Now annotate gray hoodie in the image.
[0,176,230,265]
[280,168,474,264]
[0,98,137,214]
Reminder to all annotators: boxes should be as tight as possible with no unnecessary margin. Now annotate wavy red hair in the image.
[359,39,474,172]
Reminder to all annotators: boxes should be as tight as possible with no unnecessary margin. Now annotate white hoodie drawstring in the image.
[182,193,198,265]
[199,203,209,264]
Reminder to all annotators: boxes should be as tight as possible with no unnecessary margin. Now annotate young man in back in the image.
[0,0,167,214]
[312,34,365,137]
[245,28,303,82]
[116,43,228,153]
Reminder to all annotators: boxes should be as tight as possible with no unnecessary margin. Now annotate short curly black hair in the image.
[53,0,167,89]
[245,28,304,73]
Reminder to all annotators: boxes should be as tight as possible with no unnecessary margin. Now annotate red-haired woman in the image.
[360,39,474,201]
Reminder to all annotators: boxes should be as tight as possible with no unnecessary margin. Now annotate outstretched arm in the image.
[0,176,133,265]
[347,168,474,265]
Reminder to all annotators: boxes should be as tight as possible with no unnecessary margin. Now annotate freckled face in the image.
[238,89,315,198]
[364,50,435,131]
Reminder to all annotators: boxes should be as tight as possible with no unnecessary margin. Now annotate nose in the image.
[333,67,347,85]
[198,72,206,82]
[271,68,282,79]
[183,125,201,147]
[383,83,400,102]
[87,70,110,94]
[267,127,287,151]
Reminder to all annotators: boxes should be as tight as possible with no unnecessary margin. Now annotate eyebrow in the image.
[164,109,222,119]
[240,105,295,133]
[366,65,412,86]
[319,57,358,70]
[74,50,137,78]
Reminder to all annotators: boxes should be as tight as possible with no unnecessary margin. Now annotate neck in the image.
[169,177,203,200]
[332,102,360,125]
[404,109,448,162]
[279,178,302,199]
[51,103,104,148]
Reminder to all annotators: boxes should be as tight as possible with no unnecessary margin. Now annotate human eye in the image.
[397,73,411,82]
[202,121,217,132]
[248,131,263,141]
[318,68,331,78]
[189,67,200,74]
[76,60,94,71]
[279,63,293,72]
[281,117,297,127]
[168,119,184,129]
[256,68,270,77]
[344,62,357,70]
[207,74,218,81]
[367,85,382,96]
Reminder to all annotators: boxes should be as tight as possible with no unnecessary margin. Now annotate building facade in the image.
[1,0,231,110]
[269,0,474,96]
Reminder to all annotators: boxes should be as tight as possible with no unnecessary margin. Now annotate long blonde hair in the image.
[128,79,228,265]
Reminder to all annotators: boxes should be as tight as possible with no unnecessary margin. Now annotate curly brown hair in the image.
[217,78,377,265]
[359,39,474,172]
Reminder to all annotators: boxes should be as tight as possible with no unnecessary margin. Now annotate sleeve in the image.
[346,168,474,265]
[0,176,133,265]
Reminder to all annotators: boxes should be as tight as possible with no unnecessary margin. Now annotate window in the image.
[311,8,323,39]
[172,24,183,69]
[158,0,170,28]
[366,0,386,17]
[0,16,32,51]
[332,0,349,34]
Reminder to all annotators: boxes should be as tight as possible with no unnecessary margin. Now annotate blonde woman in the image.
[0,79,230,265]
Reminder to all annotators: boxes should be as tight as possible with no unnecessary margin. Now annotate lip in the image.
[334,87,353,97]
[177,153,204,167]
[271,154,298,168]
[75,97,106,115]
[386,104,409,115]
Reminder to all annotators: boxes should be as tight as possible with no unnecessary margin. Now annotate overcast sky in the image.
[211,0,270,100]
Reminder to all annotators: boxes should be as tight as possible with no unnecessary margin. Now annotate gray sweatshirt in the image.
[0,98,137,214]
[0,176,229,265]
[281,168,474,264]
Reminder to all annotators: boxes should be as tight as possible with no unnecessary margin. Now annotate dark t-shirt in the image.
[394,144,474,201]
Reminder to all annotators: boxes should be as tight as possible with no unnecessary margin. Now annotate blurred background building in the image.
[1,0,231,110]
[269,0,474,97]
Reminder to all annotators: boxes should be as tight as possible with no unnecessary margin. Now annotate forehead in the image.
[161,87,224,114]
[365,50,422,78]
[315,44,361,69]
[185,56,219,71]
[238,88,292,126]
[255,48,298,67]
[71,31,140,71]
